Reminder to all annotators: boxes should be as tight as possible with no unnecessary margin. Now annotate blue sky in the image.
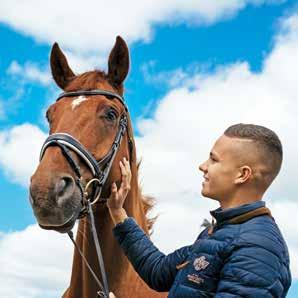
[0,1,297,297]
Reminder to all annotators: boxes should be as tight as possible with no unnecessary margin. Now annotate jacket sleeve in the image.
[113,217,192,291]
[215,235,291,298]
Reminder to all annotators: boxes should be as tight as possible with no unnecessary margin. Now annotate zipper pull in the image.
[208,217,216,235]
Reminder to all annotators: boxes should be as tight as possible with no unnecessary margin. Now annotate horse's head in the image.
[30,36,132,233]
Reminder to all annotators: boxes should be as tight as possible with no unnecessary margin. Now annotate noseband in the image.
[39,89,130,297]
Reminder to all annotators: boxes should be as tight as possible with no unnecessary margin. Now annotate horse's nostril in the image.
[56,176,75,205]
[57,178,67,196]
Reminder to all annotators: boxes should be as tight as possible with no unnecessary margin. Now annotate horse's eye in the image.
[106,109,117,122]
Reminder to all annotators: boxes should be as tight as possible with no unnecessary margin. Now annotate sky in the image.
[0,0,297,297]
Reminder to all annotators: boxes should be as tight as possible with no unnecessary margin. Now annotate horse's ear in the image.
[108,36,129,86]
[50,43,75,90]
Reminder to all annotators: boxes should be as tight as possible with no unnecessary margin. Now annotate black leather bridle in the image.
[40,89,129,210]
[39,89,131,297]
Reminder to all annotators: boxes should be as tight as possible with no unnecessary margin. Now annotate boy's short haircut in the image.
[224,123,283,189]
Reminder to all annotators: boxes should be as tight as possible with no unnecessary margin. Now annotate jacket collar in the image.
[210,200,265,224]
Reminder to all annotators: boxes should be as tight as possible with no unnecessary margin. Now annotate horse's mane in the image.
[127,115,157,234]
[136,161,158,234]
[67,70,157,233]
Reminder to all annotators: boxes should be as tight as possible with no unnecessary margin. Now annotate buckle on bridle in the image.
[84,178,103,205]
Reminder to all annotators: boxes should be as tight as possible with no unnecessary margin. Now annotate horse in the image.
[29,36,167,298]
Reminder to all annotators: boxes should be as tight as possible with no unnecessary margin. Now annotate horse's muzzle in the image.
[29,173,82,232]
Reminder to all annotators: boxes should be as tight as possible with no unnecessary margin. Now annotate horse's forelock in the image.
[65,71,107,91]
[65,70,124,95]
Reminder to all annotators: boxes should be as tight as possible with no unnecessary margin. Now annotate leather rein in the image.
[39,89,130,297]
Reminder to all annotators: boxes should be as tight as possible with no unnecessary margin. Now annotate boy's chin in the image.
[201,189,218,201]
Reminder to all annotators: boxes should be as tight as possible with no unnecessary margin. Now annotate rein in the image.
[39,89,130,297]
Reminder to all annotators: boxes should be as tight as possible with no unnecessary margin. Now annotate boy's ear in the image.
[235,166,252,184]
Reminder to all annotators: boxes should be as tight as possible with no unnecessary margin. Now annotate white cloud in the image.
[1,1,282,86]
[4,49,107,91]
[0,0,277,54]
[5,53,106,90]
[141,60,197,89]
[0,124,47,186]
[63,50,106,73]
[0,9,297,298]
[0,224,74,298]
[7,61,51,85]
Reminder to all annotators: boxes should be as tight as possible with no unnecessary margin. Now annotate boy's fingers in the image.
[120,161,126,174]
[122,158,131,181]
[123,157,130,168]
[117,158,131,197]
[121,179,130,193]
[110,182,117,197]
[120,161,128,178]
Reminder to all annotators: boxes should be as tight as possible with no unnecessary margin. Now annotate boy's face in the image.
[199,135,248,201]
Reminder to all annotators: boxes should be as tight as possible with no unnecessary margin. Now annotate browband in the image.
[56,89,128,111]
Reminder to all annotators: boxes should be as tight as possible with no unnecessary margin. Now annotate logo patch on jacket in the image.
[187,274,204,285]
[193,256,209,271]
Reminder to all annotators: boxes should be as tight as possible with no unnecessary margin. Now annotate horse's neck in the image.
[95,188,148,286]
[93,187,148,273]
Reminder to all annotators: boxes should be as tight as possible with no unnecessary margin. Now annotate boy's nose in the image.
[199,161,206,172]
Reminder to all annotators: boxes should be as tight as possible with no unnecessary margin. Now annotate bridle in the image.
[40,89,130,211]
[39,89,131,297]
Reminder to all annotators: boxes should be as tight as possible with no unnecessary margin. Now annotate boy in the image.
[107,123,291,297]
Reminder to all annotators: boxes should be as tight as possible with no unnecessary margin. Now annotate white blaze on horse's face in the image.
[72,96,87,110]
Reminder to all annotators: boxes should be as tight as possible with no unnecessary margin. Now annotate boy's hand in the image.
[107,157,131,225]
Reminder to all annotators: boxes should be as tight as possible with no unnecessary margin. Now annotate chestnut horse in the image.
[30,37,166,298]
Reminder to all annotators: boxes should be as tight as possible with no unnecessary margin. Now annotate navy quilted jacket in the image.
[113,201,291,297]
